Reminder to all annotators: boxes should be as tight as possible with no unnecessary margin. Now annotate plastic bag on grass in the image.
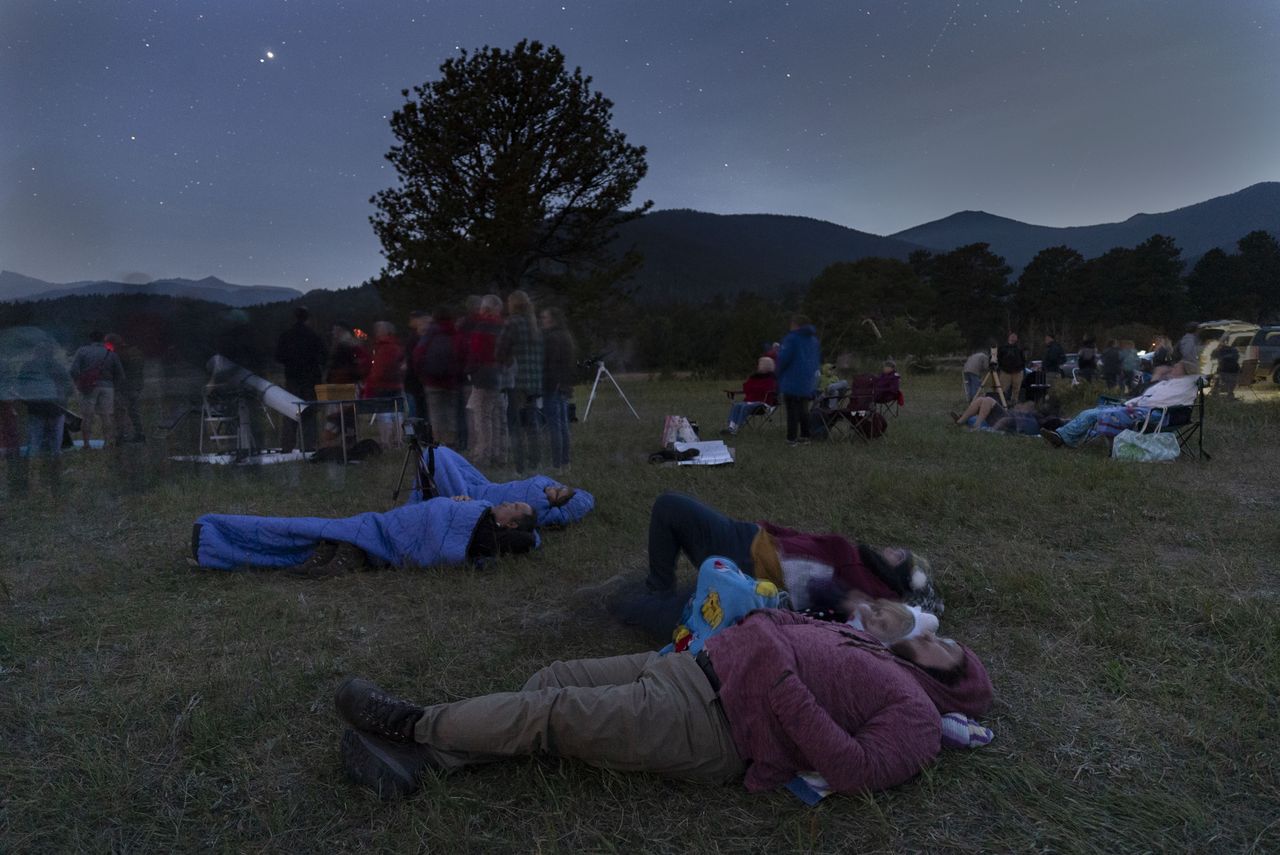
[1111,429,1179,462]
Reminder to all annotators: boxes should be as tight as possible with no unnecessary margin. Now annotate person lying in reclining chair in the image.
[191,496,538,576]
[417,445,594,529]
[608,492,945,641]
[1040,364,1202,449]
[333,607,994,801]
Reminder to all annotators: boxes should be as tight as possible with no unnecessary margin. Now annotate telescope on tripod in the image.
[579,353,639,422]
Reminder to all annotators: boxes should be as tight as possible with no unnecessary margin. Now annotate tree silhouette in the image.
[370,40,651,313]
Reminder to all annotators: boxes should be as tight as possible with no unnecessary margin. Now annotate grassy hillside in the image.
[2,375,1277,852]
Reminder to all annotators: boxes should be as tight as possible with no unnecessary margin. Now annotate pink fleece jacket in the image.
[705,610,993,794]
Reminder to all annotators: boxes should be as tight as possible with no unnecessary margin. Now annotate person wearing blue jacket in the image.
[775,315,821,445]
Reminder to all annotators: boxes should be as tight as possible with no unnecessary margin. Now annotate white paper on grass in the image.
[673,440,735,466]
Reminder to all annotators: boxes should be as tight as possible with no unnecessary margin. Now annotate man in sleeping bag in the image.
[191,496,538,575]
[416,445,594,529]
[609,492,945,641]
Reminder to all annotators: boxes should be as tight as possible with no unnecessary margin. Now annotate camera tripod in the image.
[581,359,640,423]
[391,418,438,504]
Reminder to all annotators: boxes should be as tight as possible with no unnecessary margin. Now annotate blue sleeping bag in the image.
[422,446,595,528]
[194,496,492,570]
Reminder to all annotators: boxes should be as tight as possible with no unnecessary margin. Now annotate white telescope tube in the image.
[206,354,308,421]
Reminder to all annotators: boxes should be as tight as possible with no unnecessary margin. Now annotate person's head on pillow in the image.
[847,599,939,644]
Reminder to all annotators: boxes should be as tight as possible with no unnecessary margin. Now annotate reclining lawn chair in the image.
[816,374,885,443]
[722,387,778,431]
[872,371,904,418]
[1090,379,1209,460]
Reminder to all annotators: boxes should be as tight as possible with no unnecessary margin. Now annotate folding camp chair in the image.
[872,372,904,418]
[1134,380,1209,460]
[818,374,884,443]
[723,388,778,430]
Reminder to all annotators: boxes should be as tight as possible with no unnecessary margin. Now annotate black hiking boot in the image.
[335,677,425,743]
[340,728,432,799]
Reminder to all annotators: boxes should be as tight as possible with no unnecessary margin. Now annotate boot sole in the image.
[340,728,425,799]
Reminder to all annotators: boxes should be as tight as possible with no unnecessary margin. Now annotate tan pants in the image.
[999,370,1023,402]
[466,388,505,466]
[412,651,744,782]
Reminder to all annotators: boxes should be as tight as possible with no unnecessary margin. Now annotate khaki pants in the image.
[999,370,1023,402]
[412,651,744,783]
[466,388,505,466]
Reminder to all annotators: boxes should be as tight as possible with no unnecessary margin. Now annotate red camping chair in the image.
[819,374,885,443]
[722,387,779,430]
[872,372,904,417]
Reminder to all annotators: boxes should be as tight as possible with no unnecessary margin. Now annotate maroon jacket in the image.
[706,610,993,794]
[741,372,777,404]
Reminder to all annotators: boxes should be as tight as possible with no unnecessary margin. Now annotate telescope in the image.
[201,355,309,456]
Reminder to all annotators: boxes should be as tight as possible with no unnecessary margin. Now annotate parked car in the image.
[1244,325,1280,384]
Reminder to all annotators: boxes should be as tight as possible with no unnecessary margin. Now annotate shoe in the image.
[335,677,425,743]
[340,728,431,799]
[285,541,339,578]
[327,542,368,573]
[949,411,961,424]
[719,426,736,436]
[1040,428,1065,448]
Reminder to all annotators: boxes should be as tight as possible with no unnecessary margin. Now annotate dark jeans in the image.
[507,392,542,473]
[646,492,758,592]
[783,394,811,442]
[543,391,570,468]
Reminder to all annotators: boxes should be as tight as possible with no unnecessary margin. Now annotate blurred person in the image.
[777,314,821,446]
[363,321,406,449]
[1100,339,1123,389]
[15,339,73,496]
[497,290,544,473]
[539,307,576,470]
[1120,340,1140,392]
[1177,323,1199,375]
[996,332,1025,402]
[720,356,776,436]
[105,333,146,443]
[1041,333,1066,377]
[1211,340,1240,400]
[1076,337,1097,382]
[464,295,507,466]
[961,343,992,401]
[1150,335,1173,368]
[414,307,465,445]
[326,322,369,386]
[274,306,327,450]
[69,330,125,449]
[452,296,484,451]
[949,396,1060,437]
[333,608,992,800]
[402,310,431,422]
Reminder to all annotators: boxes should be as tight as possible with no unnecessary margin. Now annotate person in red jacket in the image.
[720,356,777,436]
[332,608,992,799]
[362,321,405,449]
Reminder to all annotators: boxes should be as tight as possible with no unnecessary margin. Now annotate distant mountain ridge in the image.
[891,182,1280,270]
[614,210,926,302]
[0,271,301,306]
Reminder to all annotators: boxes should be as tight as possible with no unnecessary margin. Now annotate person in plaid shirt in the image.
[498,290,544,473]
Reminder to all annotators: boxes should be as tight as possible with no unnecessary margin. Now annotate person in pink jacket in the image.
[331,609,993,799]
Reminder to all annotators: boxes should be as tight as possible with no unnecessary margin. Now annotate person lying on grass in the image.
[949,396,1063,436]
[608,491,944,641]
[191,496,538,575]
[333,608,994,801]
[1040,363,1203,449]
[417,445,594,529]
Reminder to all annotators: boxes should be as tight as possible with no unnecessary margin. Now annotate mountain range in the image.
[3,182,1276,306]
[0,272,301,306]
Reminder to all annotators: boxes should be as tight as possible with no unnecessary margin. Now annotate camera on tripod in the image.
[578,352,608,369]
[402,417,433,444]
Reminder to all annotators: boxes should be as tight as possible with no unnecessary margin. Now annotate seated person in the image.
[191,496,538,573]
[333,608,993,800]
[872,360,902,403]
[1041,365,1202,449]
[610,492,943,641]
[720,356,777,436]
[950,397,1062,436]
[420,445,594,528]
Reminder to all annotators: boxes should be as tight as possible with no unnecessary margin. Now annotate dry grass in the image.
[2,373,1278,853]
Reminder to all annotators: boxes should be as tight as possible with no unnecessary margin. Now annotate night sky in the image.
[3,0,1277,291]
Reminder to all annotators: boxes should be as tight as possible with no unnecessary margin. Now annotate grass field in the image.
[2,373,1278,853]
